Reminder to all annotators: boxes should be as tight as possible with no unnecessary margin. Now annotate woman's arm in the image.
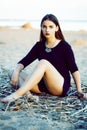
[15,63,24,73]
[18,42,40,68]
[10,64,24,87]
[72,71,87,99]
[72,71,82,93]
[11,42,40,87]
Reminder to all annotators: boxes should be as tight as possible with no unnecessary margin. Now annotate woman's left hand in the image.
[77,92,87,99]
[83,93,87,99]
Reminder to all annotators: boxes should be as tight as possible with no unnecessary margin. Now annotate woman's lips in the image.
[45,32,50,35]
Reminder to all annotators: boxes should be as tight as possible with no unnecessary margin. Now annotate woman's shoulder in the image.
[33,41,44,50]
[60,40,72,49]
[59,40,72,52]
[61,40,71,47]
[35,41,43,46]
[33,41,42,48]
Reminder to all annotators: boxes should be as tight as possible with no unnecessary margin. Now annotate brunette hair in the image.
[39,14,65,43]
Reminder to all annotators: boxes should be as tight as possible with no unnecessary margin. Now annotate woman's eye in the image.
[42,25,53,29]
[49,26,53,28]
[42,25,46,28]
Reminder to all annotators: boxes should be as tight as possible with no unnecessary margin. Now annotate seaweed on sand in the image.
[0,67,87,129]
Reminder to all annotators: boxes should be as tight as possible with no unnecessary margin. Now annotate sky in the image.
[0,0,87,21]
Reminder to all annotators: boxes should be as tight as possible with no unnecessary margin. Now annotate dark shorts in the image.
[62,80,70,97]
[38,78,49,93]
[38,78,70,97]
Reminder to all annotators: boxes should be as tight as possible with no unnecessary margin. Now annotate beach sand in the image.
[0,27,87,130]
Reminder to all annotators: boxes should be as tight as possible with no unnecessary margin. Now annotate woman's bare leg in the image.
[9,70,42,94]
[1,59,64,102]
[18,72,42,94]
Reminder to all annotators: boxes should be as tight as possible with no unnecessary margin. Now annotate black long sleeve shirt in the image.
[18,40,78,85]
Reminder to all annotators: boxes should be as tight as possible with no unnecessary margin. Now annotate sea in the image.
[0,19,87,31]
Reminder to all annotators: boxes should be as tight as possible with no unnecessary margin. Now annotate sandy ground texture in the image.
[0,27,87,130]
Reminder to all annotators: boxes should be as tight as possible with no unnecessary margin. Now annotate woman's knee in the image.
[39,59,51,68]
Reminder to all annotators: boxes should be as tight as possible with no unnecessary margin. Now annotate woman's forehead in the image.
[42,20,55,25]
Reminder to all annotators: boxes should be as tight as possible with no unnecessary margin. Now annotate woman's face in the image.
[41,20,58,39]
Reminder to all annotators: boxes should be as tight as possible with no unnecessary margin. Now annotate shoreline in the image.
[0,18,87,31]
[0,25,87,32]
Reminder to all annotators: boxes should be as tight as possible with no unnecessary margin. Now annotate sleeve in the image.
[64,42,78,73]
[18,42,40,68]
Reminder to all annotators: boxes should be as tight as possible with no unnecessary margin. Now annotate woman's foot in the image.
[1,93,21,103]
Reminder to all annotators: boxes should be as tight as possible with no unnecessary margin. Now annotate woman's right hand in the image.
[10,70,19,89]
[10,64,24,89]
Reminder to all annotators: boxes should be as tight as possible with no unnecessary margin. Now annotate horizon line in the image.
[0,19,87,22]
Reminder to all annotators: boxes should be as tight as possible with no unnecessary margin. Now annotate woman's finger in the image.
[10,80,19,89]
[83,93,87,99]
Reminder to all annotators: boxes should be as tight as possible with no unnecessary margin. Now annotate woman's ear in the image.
[56,26,59,32]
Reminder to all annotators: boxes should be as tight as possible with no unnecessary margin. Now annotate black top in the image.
[18,40,78,85]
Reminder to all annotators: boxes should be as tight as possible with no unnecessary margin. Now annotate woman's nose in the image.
[46,27,49,32]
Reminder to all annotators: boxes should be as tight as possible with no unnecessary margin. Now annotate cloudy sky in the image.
[0,0,87,21]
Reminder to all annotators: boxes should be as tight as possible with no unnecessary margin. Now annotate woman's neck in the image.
[46,38,60,48]
[46,37,57,44]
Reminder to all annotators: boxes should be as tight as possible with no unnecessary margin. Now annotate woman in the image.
[1,14,87,103]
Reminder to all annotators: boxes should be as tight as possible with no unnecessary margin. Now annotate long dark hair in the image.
[39,14,65,43]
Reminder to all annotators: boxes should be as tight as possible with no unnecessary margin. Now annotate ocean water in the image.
[0,19,87,31]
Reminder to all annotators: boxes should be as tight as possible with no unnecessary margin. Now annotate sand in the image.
[0,27,87,130]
